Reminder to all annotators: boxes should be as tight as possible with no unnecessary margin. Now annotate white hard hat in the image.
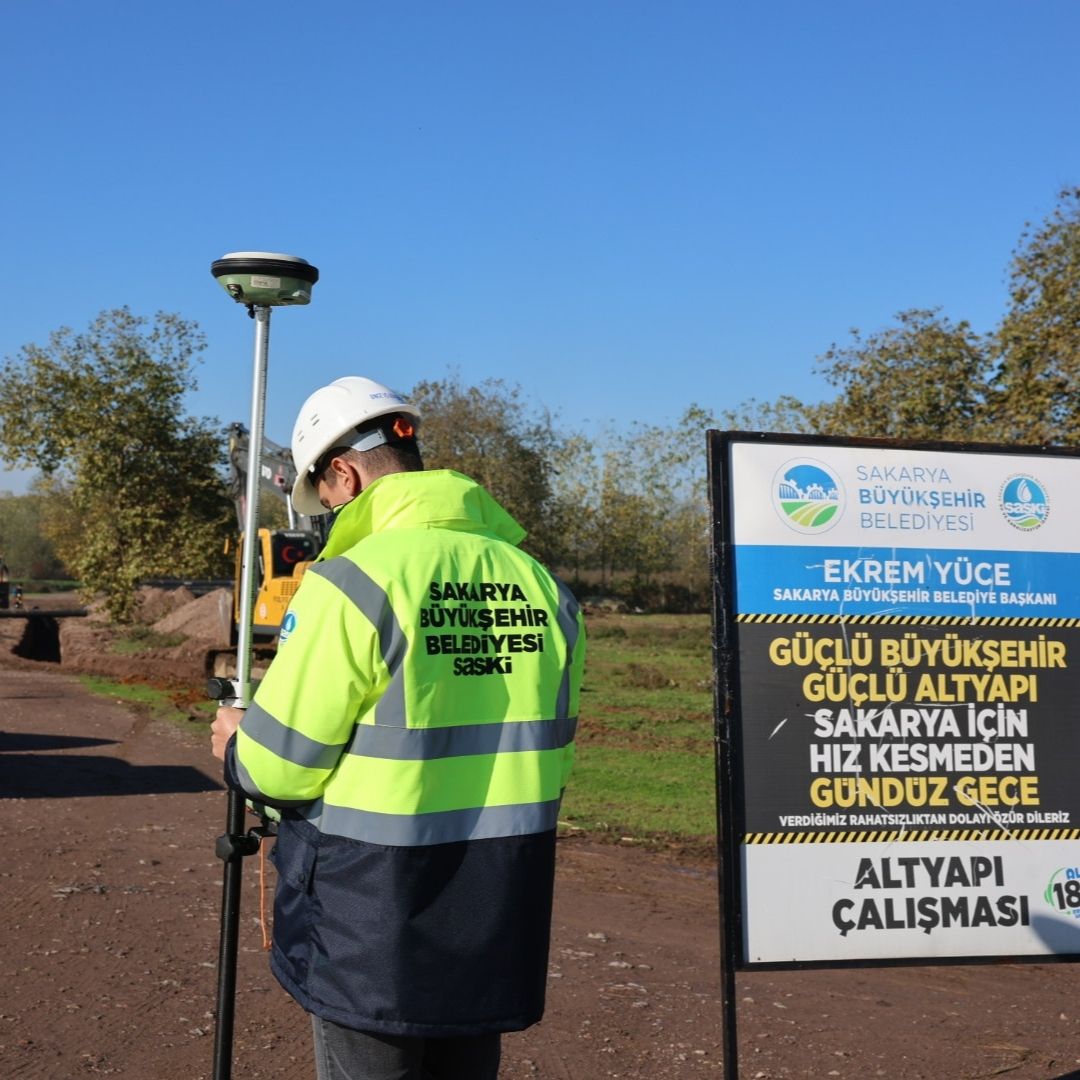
[290,376,420,516]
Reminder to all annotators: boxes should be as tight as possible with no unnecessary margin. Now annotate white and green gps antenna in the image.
[211,250,319,311]
[209,251,318,1080]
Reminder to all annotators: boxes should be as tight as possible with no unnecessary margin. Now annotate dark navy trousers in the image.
[312,1016,501,1080]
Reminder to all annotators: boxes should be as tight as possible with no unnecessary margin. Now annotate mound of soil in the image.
[136,585,196,624]
[152,587,233,644]
[0,587,236,686]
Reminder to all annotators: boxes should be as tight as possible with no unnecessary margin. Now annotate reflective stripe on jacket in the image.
[227,468,586,1035]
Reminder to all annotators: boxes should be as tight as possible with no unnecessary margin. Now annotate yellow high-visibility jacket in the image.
[226,469,585,1036]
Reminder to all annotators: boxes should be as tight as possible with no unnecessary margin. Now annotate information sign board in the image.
[710,432,1080,967]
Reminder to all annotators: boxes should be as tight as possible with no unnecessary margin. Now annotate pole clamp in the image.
[215,831,262,861]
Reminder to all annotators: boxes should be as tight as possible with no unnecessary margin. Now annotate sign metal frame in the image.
[708,427,1080,972]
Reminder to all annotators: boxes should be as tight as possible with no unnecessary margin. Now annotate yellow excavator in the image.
[208,423,328,676]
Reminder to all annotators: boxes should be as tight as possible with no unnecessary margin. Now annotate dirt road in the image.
[2,645,1080,1078]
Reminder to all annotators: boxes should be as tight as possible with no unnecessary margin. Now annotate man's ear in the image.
[329,455,364,497]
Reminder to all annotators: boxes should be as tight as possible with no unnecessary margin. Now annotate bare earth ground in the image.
[2,599,1080,1079]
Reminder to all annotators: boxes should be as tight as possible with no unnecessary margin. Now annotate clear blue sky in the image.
[3,1,1079,494]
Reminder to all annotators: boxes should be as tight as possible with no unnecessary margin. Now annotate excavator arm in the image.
[208,425,328,678]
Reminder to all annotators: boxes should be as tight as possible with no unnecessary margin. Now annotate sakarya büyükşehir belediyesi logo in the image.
[772,459,843,532]
[999,474,1049,531]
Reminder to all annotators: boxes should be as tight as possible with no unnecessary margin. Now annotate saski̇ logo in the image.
[1000,474,1049,531]
[772,459,843,532]
[279,610,298,644]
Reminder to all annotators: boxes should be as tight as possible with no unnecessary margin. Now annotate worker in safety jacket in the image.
[211,376,586,1080]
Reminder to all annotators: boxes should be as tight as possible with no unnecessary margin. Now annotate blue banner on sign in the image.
[734,545,1080,618]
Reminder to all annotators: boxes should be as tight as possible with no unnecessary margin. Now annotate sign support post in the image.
[709,441,742,1079]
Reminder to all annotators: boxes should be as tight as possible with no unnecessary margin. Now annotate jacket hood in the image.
[317,469,526,561]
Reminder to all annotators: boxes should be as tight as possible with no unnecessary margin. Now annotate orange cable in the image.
[258,841,272,951]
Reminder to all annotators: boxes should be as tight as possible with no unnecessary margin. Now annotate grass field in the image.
[561,612,717,849]
[82,612,719,851]
[79,674,216,725]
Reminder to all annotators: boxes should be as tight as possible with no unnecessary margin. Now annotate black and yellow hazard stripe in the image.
[744,828,1080,844]
[737,613,1080,627]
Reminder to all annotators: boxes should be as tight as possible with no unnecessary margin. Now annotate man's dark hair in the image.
[315,414,424,482]
[360,438,424,475]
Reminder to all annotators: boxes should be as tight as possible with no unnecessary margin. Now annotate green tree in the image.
[408,374,567,562]
[542,432,601,577]
[806,308,993,441]
[0,308,233,620]
[717,395,815,435]
[592,447,656,586]
[602,409,719,608]
[0,493,67,580]
[736,189,1080,448]
[544,412,716,609]
[643,406,718,607]
[606,420,691,587]
[991,187,1080,445]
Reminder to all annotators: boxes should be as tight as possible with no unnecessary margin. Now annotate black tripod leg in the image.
[212,788,249,1080]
